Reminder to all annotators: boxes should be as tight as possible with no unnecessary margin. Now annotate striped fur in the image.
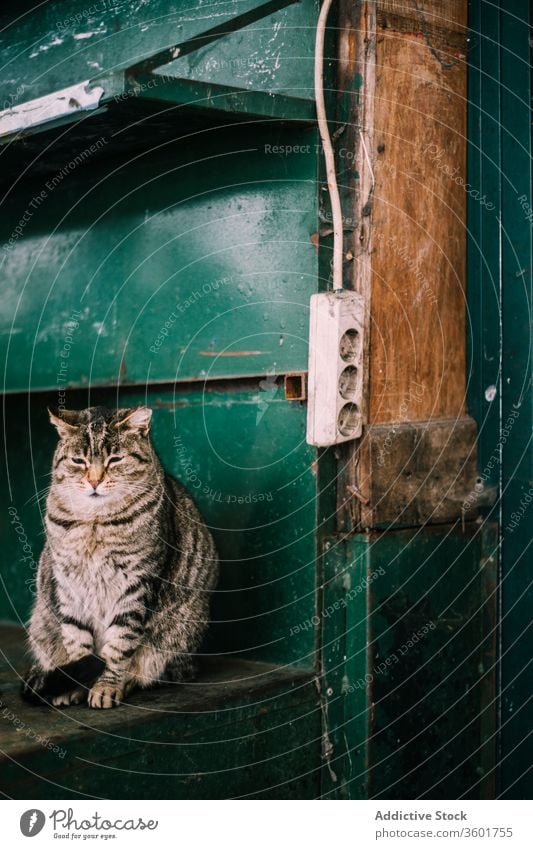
[23,406,218,709]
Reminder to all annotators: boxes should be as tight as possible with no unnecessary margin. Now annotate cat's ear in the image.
[48,408,80,439]
[114,406,152,437]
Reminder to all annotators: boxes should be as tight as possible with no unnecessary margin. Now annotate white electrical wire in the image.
[314,0,343,292]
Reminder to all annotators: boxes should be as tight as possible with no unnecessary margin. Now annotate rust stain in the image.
[199,350,265,357]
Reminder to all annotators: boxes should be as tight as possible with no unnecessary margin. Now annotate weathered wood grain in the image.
[378,0,467,33]
[358,416,493,528]
[370,1,468,423]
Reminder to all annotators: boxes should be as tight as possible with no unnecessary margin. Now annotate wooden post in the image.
[336,0,484,529]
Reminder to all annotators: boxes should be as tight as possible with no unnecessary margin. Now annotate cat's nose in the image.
[87,463,104,490]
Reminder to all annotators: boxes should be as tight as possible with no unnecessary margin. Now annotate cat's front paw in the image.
[88,680,123,709]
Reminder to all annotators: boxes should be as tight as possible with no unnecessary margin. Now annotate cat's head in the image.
[48,406,156,508]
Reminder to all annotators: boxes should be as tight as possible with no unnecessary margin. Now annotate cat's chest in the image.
[56,524,136,612]
[58,522,117,566]
[61,547,137,643]
[74,523,109,560]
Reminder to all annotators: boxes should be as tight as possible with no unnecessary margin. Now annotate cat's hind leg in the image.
[163,655,198,683]
[113,652,196,703]
[124,643,198,697]
[21,662,51,703]
[126,644,169,691]
[22,656,105,706]
[51,688,86,707]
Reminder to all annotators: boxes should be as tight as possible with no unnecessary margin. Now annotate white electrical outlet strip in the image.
[306,290,365,446]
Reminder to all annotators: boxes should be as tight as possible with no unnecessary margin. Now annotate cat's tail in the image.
[21,655,105,706]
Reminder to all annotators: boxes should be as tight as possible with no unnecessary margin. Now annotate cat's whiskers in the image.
[25,486,51,507]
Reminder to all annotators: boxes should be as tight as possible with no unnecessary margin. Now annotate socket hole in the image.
[339,329,359,362]
[338,365,358,399]
[337,402,359,436]
[284,373,306,401]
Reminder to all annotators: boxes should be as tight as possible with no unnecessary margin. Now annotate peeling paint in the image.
[29,37,65,58]
[0,80,104,138]
[199,350,265,357]
[74,30,106,40]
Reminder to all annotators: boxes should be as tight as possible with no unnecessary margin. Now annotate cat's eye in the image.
[107,455,124,465]
[71,457,86,466]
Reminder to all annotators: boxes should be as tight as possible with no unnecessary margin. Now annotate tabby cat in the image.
[22,406,218,709]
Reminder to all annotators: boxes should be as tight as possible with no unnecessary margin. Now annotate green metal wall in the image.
[320,525,497,799]
[0,0,316,104]
[0,1,321,674]
[467,0,533,798]
[1,127,317,390]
